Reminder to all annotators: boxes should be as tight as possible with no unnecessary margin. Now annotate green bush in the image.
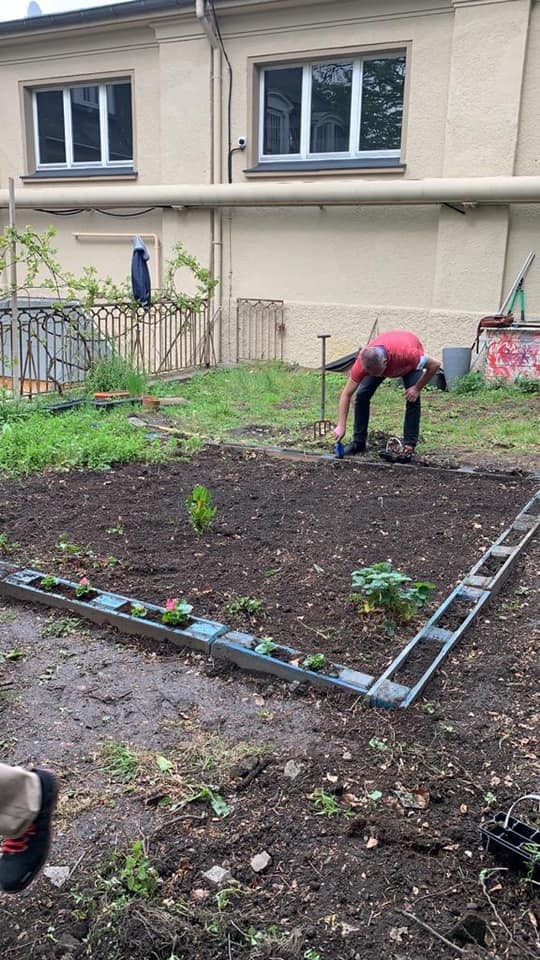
[451,371,486,394]
[85,354,147,396]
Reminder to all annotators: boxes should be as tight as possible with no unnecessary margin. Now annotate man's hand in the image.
[333,425,345,441]
[405,385,420,403]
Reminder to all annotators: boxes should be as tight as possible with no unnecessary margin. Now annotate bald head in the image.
[360,345,387,375]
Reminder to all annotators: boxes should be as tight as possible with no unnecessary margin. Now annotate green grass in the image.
[0,361,537,477]
[0,406,174,477]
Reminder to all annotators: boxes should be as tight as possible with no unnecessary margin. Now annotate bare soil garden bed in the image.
[0,446,538,960]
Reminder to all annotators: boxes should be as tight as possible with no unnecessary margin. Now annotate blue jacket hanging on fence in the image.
[131,236,151,307]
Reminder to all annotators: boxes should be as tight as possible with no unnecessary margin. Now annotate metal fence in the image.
[236,298,285,362]
[0,299,211,397]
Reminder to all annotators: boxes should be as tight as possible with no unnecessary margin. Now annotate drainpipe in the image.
[8,176,540,209]
[195,0,224,364]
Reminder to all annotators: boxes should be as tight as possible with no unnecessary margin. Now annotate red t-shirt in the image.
[350,330,425,383]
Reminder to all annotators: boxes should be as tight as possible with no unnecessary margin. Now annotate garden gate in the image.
[235,298,285,362]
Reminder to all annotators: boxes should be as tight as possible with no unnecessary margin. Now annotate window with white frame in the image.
[259,53,405,163]
[32,79,133,170]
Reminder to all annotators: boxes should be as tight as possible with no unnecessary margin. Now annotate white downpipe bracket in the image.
[6,176,540,210]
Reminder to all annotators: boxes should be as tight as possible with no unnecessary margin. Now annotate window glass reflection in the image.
[263,67,302,155]
[36,90,65,164]
[359,57,405,151]
[310,62,352,153]
[71,85,101,162]
[108,83,133,162]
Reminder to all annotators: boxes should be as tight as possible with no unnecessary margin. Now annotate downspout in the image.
[195,0,223,365]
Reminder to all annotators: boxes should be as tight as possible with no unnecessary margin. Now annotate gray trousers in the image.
[0,763,41,838]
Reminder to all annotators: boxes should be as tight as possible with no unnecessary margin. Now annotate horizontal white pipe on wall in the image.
[73,231,162,286]
[5,176,540,209]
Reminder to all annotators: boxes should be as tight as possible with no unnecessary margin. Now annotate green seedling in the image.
[0,533,20,554]
[302,653,326,672]
[40,574,59,591]
[185,483,217,535]
[185,785,230,818]
[310,788,354,819]
[254,637,278,655]
[130,603,148,618]
[522,842,540,882]
[224,596,263,616]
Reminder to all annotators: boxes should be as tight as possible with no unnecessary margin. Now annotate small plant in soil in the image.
[40,574,59,591]
[161,598,193,626]
[97,839,159,904]
[130,603,148,618]
[254,636,278,655]
[0,532,20,554]
[185,483,217,535]
[522,842,540,883]
[302,653,326,672]
[224,595,263,616]
[102,740,140,783]
[348,561,435,633]
[75,576,93,597]
[0,648,25,664]
[310,788,355,819]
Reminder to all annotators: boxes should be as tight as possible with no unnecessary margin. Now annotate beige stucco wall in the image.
[0,0,539,370]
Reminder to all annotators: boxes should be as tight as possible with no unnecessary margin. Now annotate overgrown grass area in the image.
[0,361,538,476]
[0,405,175,476]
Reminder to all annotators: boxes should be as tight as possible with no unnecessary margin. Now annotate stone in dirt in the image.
[250,850,272,873]
[202,865,233,886]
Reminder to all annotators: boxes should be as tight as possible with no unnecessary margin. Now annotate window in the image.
[259,53,405,164]
[32,79,133,171]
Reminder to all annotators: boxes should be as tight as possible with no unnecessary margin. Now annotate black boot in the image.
[343,440,366,456]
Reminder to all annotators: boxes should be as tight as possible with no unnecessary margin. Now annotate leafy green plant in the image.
[161,598,193,626]
[224,596,263,616]
[40,574,59,590]
[0,533,20,554]
[118,840,159,897]
[254,637,278,655]
[185,484,217,535]
[185,785,230,817]
[130,603,148,618]
[349,561,435,629]
[513,375,540,394]
[75,576,93,598]
[310,788,354,819]
[522,841,540,883]
[302,653,326,672]
[452,371,486,394]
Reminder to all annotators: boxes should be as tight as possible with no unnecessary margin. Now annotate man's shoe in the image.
[343,441,366,456]
[0,769,59,893]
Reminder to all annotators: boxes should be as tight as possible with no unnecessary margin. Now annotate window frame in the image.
[248,42,410,174]
[30,76,134,173]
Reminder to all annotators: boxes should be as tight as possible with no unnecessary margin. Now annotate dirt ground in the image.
[0,445,539,960]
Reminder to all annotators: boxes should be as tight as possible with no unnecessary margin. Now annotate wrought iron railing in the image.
[0,299,211,396]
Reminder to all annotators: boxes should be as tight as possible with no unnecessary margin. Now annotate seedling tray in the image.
[481,794,540,881]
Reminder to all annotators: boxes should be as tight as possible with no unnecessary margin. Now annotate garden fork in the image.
[313,333,333,438]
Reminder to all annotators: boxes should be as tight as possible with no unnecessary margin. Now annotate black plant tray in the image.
[481,794,540,881]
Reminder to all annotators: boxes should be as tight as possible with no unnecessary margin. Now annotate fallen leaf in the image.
[395,784,430,809]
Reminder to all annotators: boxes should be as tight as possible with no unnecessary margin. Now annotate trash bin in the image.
[442,347,471,390]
